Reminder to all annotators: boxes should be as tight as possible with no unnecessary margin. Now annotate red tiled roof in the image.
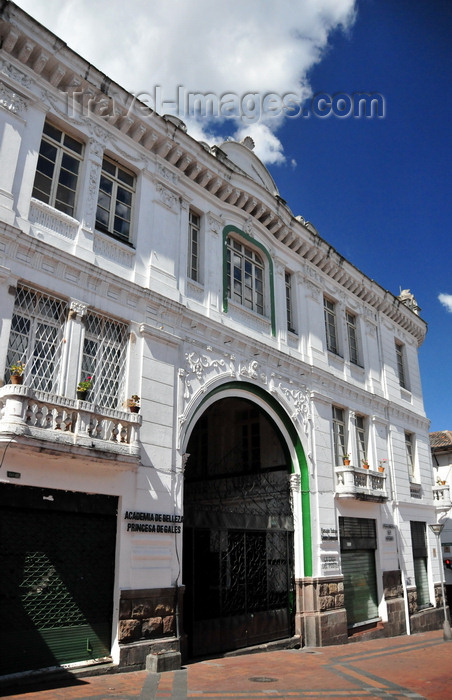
[430,431,452,449]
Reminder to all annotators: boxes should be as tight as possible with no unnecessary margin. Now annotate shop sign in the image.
[124,510,183,533]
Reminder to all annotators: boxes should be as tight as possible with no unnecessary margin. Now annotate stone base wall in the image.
[296,577,348,646]
[384,598,407,637]
[118,586,184,669]
[383,570,406,637]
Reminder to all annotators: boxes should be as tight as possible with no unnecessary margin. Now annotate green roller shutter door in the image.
[341,549,379,626]
[0,484,117,675]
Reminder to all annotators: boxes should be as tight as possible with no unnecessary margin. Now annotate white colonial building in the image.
[0,0,447,678]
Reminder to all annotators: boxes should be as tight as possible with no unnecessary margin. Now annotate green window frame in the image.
[222,225,275,336]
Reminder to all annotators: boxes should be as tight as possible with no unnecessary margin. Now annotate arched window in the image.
[226,236,264,315]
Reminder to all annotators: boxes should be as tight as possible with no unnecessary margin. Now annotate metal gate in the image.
[184,525,293,657]
[0,484,117,675]
[184,467,294,657]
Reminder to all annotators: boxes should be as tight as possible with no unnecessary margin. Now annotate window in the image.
[95,157,135,242]
[405,431,416,480]
[346,312,359,365]
[285,272,296,333]
[5,285,67,393]
[226,237,264,315]
[188,210,201,282]
[80,312,128,409]
[32,121,83,217]
[324,297,338,354]
[332,407,346,465]
[410,521,430,609]
[395,341,408,389]
[355,415,367,465]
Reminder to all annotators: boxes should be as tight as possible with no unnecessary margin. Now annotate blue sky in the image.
[13,0,452,431]
[265,0,452,431]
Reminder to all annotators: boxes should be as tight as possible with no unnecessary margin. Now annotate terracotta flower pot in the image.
[129,406,140,413]
[378,466,385,473]
[362,463,369,469]
[10,374,23,385]
[343,459,350,466]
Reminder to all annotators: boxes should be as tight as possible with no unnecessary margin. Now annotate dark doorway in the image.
[183,397,294,657]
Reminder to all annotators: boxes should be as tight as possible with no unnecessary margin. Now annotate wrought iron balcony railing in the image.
[0,383,141,461]
[335,463,388,501]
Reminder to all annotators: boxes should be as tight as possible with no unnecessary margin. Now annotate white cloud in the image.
[14,0,357,163]
[439,294,452,313]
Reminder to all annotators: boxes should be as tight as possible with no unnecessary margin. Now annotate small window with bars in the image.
[332,406,346,465]
[395,341,408,389]
[324,297,338,354]
[80,312,128,409]
[95,157,135,243]
[188,210,201,282]
[355,415,367,465]
[346,311,359,365]
[226,237,264,315]
[5,285,67,393]
[285,272,296,333]
[405,431,416,481]
[32,121,84,217]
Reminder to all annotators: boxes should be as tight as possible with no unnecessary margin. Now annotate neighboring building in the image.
[430,431,452,607]
[0,0,446,678]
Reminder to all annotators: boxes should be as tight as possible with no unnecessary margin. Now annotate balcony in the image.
[0,383,141,463]
[433,483,452,512]
[335,463,388,502]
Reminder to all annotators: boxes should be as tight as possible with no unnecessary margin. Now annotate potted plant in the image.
[342,453,351,466]
[378,458,387,473]
[125,394,140,413]
[77,376,92,400]
[362,458,369,469]
[10,361,25,384]
[437,477,446,486]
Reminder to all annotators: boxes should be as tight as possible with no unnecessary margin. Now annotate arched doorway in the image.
[183,395,295,657]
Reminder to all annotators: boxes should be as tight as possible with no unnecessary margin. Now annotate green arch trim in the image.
[222,225,276,337]
[184,380,312,576]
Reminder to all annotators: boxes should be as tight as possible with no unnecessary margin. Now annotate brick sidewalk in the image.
[1,630,451,699]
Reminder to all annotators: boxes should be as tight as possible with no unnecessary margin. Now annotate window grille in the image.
[332,406,346,465]
[80,312,128,409]
[405,431,415,480]
[32,121,83,217]
[95,157,135,242]
[188,211,201,282]
[5,286,67,393]
[324,297,338,354]
[346,311,359,365]
[395,341,407,389]
[226,237,264,315]
[285,272,295,333]
[355,415,367,464]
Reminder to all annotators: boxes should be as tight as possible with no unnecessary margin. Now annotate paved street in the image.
[1,630,451,700]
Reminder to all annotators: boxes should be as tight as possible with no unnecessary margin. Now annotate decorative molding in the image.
[155,182,179,212]
[279,383,310,433]
[93,233,135,268]
[182,351,228,399]
[69,299,88,318]
[0,81,28,117]
[29,198,79,241]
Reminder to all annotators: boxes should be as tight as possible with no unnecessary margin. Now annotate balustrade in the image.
[0,384,141,459]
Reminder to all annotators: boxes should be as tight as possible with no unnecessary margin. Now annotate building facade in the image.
[430,431,452,608]
[0,1,446,678]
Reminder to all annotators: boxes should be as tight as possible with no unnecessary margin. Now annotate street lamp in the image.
[428,522,452,641]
